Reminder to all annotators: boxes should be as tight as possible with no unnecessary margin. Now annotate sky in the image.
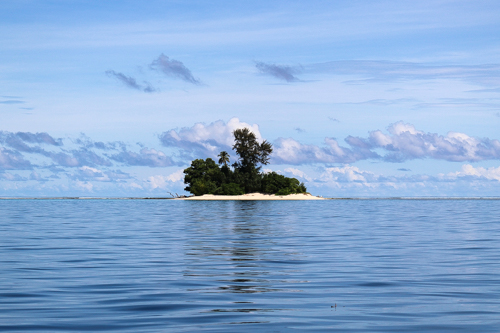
[1,0,500,197]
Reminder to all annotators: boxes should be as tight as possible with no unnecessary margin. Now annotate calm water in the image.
[0,199,499,332]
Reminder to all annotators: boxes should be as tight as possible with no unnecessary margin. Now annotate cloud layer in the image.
[1,119,500,197]
[159,118,262,159]
[2,121,500,173]
[273,121,500,165]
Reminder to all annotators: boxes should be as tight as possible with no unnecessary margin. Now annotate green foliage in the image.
[189,179,218,196]
[232,128,272,171]
[217,151,230,167]
[261,172,307,195]
[183,158,224,195]
[218,183,245,195]
[183,129,307,196]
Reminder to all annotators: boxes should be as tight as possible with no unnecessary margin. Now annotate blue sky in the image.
[1,0,500,197]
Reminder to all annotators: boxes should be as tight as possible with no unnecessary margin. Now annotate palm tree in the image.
[218,151,230,167]
[232,128,273,169]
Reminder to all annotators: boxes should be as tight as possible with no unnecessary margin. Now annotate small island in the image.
[177,128,324,200]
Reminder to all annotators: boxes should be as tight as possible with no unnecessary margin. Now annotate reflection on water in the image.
[1,199,500,332]
[185,201,303,300]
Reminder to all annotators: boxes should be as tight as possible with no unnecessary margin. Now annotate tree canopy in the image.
[183,128,306,196]
[232,128,272,171]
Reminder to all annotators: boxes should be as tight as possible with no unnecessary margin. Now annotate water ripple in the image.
[0,199,499,332]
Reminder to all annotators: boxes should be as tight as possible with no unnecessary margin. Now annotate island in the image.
[177,128,325,200]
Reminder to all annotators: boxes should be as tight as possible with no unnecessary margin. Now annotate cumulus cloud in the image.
[160,118,262,159]
[283,167,312,181]
[356,121,500,162]
[109,147,177,167]
[445,164,500,182]
[159,119,500,165]
[150,54,200,84]
[272,121,500,165]
[0,147,32,170]
[74,180,93,192]
[255,61,300,82]
[73,135,123,151]
[46,149,112,168]
[309,165,448,197]
[320,165,379,183]
[146,169,184,189]
[272,137,377,164]
[273,122,500,165]
[0,131,123,169]
[0,131,62,153]
[15,131,62,146]
[294,163,500,197]
[105,70,156,93]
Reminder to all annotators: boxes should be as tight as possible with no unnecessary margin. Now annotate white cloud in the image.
[160,120,500,165]
[272,137,375,164]
[284,167,312,181]
[77,166,110,181]
[320,165,374,183]
[146,169,184,189]
[445,164,500,181]
[352,121,500,162]
[160,118,262,158]
[75,180,93,192]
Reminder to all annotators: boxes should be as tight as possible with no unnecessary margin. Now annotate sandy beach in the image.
[178,193,326,200]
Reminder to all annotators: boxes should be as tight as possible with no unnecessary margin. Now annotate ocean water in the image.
[0,199,499,332]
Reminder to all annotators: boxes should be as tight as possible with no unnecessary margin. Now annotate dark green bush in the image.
[261,172,306,195]
[218,183,245,195]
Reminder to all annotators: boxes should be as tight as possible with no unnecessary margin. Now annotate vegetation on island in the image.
[183,128,307,196]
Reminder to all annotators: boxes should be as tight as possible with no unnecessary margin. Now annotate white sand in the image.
[178,193,326,200]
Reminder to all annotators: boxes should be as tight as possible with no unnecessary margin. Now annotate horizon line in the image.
[1,196,500,200]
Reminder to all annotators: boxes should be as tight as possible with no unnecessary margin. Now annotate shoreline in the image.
[177,193,326,200]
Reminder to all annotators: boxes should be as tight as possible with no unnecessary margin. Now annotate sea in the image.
[1,198,499,332]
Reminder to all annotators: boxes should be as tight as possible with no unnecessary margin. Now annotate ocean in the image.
[0,199,499,332]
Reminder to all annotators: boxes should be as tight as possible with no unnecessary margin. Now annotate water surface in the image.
[1,199,499,332]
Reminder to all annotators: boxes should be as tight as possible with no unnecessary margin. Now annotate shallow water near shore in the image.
[1,199,499,332]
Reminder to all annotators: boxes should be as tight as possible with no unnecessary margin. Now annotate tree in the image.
[183,158,223,196]
[231,128,273,193]
[183,129,307,196]
[232,128,273,171]
[217,151,230,167]
[261,172,307,195]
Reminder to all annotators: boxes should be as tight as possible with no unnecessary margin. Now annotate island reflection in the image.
[183,201,305,299]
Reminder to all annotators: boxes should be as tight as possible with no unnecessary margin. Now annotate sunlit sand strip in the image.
[178,193,326,200]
